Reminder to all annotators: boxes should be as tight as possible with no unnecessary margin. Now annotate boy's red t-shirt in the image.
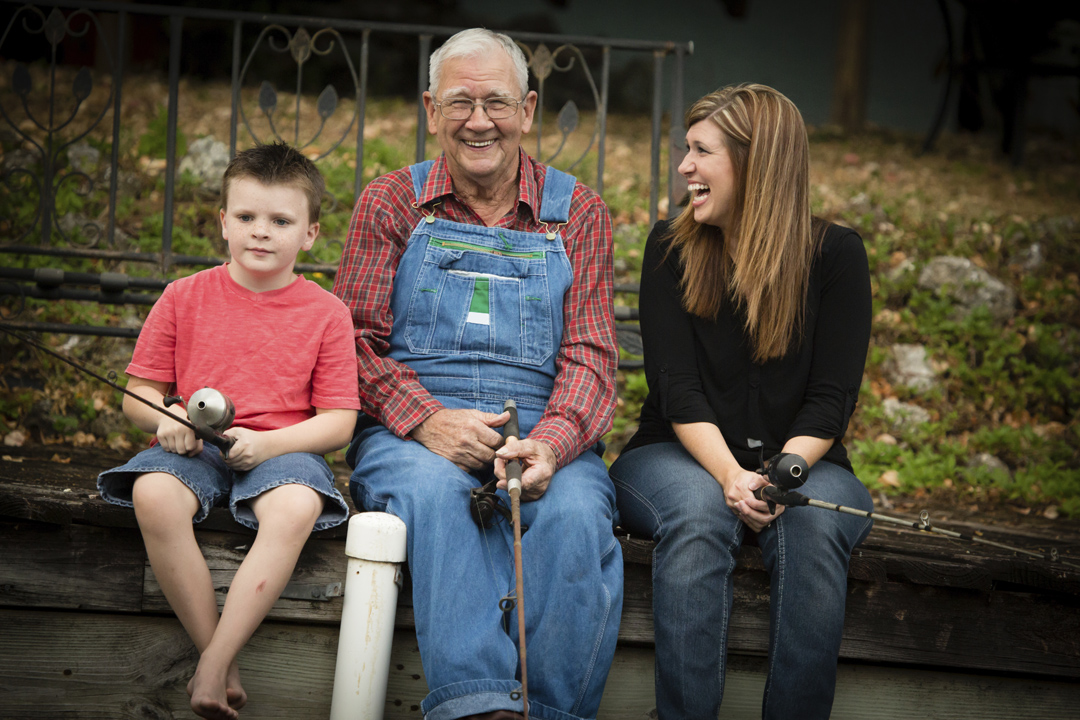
[127,264,361,432]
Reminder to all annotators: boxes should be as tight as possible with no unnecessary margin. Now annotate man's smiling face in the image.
[423,49,537,194]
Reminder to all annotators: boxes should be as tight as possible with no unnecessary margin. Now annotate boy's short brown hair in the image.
[221,141,325,223]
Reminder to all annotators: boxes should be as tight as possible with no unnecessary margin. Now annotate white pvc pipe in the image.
[330,512,408,720]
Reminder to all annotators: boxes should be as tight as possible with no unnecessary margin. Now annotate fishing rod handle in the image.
[194,424,236,453]
[503,399,523,495]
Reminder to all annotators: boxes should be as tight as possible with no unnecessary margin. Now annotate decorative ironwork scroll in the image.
[517,42,602,172]
[0,5,115,250]
[237,24,360,162]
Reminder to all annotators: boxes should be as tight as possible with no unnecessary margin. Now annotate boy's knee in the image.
[251,483,325,531]
[132,472,200,523]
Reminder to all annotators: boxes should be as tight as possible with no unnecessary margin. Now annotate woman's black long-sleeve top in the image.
[621,219,872,473]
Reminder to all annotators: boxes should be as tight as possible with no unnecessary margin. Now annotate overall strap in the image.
[408,160,437,203]
[537,166,576,225]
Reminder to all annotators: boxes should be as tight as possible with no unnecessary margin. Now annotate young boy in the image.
[98,142,360,720]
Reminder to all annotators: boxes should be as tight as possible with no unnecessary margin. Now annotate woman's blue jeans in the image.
[609,442,873,720]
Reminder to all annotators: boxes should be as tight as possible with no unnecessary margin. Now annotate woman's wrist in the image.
[713,464,745,492]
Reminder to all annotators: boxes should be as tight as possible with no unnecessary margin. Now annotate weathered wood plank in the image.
[0,446,349,538]
[3,609,1078,720]
[0,520,146,612]
[141,529,348,623]
[6,445,1080,593]
[3,516,1079,678]
[0,608,335,718]
[619,564,1080,677]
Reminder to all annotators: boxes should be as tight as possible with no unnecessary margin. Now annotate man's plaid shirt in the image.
[333,149,617,469]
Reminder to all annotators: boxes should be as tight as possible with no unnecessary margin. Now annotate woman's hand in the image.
[718,467,784,532]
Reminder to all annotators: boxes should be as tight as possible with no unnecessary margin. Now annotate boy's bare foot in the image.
[187,662,246,712]
[225,662,247,710]
[188,659,239,720]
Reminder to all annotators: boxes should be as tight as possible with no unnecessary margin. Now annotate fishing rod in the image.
[0,325,235,453]
[467,400,529,719]
[503,399,529,720]
[752,450,1080,570]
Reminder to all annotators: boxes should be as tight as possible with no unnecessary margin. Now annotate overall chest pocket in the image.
[404,240,555,365]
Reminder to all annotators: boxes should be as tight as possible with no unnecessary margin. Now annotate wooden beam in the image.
[2,609,1078,720]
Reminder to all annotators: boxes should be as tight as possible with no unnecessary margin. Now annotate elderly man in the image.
[333,28,623,720]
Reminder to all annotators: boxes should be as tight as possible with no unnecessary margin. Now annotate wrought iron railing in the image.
[0,0,691,338]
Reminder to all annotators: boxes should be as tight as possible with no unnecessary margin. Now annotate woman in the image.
[609,84,874,720]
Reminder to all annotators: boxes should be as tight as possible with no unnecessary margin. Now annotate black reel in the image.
[762,451,807,491]
[470,479,529,533]
[754,450,810,514]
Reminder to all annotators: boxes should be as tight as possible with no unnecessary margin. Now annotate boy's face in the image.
[220,178,318,292]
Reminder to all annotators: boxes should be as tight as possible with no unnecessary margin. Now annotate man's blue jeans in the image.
[609,442,873,720]
[350,423,623,720]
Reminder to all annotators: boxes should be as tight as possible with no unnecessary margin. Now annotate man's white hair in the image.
[429,28,530,98]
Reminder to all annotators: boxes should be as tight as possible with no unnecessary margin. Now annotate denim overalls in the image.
[349,161,623,720]
[387,159,574,431]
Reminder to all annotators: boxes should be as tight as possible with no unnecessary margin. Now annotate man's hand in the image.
[220,427,273,471]
[494,438,557,501]
[156,413,203,457]
[410,408,509,470]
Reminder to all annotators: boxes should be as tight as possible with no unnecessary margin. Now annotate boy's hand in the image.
[156,413,203,456]
[221,427,272,471]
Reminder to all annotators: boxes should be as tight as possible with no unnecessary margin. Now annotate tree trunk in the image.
[831,0,872,132]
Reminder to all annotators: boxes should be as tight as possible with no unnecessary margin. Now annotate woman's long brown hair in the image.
[668,83,821,363]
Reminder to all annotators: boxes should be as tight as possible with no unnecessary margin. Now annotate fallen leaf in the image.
[875,433,898,445]
[108,435,133,452]
[1043,506,1059,520]
[3,430,26,447]
[2,455,24,463]
[1008,505,1031,516]
[878,470,901,488]
[49,454,72,464]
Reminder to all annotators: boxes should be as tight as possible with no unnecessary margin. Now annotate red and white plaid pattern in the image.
[333,149,617,468]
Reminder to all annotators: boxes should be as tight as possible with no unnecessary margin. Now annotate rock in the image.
[883,343,937,392]
[917,256,1016,321]
[57,212,102,245]
[66,140,101,174]
[2,147,38,173]
[845,192,887,225]
[1016,243,1043,271]
[885,258,916,282]
[89,408,130,439]
[882,398,930,432]
[103,165,144,196]
[967,452,1011,478]
[612,223,645,247]
[179,135,230,192]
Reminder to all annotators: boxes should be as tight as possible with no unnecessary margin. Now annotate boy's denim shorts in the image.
[97,444,350,531]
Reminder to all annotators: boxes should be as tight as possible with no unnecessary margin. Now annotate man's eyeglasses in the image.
[435,97,524,120]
